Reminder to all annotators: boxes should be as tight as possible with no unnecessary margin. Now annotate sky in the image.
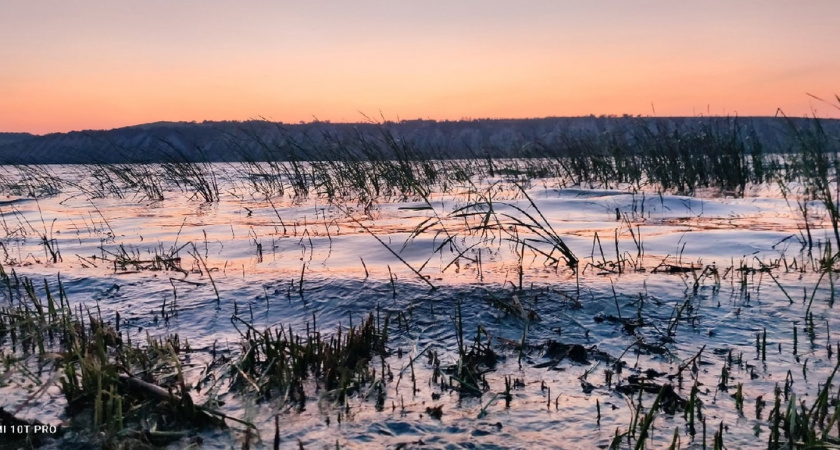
[1,1,839,134]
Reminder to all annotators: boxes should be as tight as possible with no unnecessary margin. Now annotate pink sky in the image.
[1,1,839,134]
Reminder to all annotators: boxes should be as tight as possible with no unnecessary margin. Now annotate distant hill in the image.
[0,132,36,147]
[0,117,837,165]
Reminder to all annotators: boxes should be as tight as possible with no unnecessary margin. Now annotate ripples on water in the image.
[0,164,838,448]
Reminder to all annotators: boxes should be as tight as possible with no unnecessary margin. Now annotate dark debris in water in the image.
[534,339,618,370]
[614,382,687,415]
[425,405,443,420]
[542,340,589,364]
[593,313,642,335]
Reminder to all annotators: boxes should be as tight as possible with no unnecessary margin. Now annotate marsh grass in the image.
[159,138,220,203]
[764,359,840,448]
[87,163,165,202]
[781,111,840,256]
[230,311,388,407]
[0,273,241,446]
[0,115,832,209]
[445,300,497,395]
[100,242,187,274]
[0,165,62,198]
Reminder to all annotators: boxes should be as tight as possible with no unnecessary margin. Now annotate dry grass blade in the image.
[332,202,436,290]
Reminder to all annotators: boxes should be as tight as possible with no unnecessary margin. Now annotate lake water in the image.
[0,163,837,448]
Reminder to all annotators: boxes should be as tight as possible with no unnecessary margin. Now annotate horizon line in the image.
[5,112,839,137]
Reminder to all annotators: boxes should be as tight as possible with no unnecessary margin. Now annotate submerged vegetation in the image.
[1,111,840,447]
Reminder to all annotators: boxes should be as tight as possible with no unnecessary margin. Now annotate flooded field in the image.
[2,156,840,449]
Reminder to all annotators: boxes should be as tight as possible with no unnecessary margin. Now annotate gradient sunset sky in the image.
[2,1,839,134]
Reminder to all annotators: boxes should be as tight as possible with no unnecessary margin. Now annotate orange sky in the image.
[1,1,839,134]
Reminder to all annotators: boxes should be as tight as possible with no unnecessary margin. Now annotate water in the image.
[0,163,837,448]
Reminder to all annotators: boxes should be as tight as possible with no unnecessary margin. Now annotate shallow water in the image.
[1,163,838,448]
